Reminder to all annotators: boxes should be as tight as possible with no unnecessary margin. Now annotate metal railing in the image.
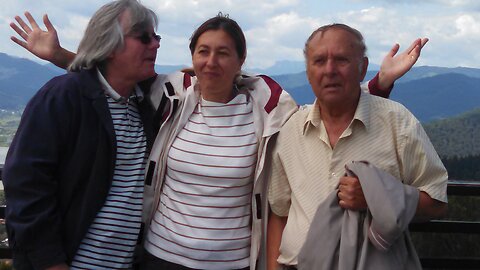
[409,181,480,269]
[0,166,479,268]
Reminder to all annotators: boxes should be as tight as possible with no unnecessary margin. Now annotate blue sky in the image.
[1,0,480,70]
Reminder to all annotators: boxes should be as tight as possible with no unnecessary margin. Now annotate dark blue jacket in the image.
[3,69,155,269]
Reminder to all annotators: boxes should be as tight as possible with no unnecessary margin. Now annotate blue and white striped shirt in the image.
[71,72,147,269]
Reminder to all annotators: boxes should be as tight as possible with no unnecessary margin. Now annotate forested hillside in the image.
[442,155,480,180]
[424,108,480,158]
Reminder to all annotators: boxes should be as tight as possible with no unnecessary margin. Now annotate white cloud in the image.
[244,12,320,68]
[52,15,90,53]
[1,0,480,69]
[455,14,480,37]
[353,0,480,9]
[144,0,299,25]
[425,0,480,8]
[142,0,305,67]
[325,5,480,68]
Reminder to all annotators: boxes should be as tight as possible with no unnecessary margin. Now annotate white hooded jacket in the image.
[142,71,298,269]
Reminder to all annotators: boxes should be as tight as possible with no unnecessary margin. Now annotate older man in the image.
[3,1,160,269]
[267,24,448,270]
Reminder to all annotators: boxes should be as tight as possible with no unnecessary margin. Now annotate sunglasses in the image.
[131,32,161,45]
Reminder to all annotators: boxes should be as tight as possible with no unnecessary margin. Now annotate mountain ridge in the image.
[1,52,479,123]
[1,52,480,157]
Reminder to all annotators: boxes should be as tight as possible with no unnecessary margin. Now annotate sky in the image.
[1,0,480,70]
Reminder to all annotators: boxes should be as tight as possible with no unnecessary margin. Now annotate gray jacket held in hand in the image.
[298,161,421,270]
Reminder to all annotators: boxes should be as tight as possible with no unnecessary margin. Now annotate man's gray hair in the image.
[303,23,367,59]
[69,0,158,72]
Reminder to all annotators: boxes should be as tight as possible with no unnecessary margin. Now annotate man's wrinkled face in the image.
[109,10,160,83]
[305,28,368,105]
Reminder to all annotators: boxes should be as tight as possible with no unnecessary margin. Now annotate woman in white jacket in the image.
[141,16,298,270]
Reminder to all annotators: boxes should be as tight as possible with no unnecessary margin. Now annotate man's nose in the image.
[325,59,337,74]
[150,37,160,49]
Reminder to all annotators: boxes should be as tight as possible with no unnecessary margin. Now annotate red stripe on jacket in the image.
[258,75,282,113]
[183,73,192,89]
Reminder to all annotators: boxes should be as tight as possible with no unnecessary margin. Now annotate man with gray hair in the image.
[266,24,448,269]
[3,0,160,269]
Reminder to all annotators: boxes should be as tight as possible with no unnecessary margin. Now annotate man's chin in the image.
[145,69,156,78]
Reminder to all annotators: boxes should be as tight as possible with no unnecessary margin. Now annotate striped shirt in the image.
[146,93,257,270]
[268,91,448,265]
[71,73,147,269]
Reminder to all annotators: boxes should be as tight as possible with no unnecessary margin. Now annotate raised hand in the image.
[377,38,429,90]
[11,12,60,61]
[10,12,74,69]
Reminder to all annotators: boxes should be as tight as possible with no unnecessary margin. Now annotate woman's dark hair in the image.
[189,13,247,60]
